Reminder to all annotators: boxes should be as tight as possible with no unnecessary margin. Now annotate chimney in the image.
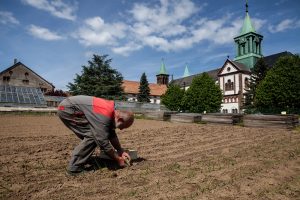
[14,58,17,64]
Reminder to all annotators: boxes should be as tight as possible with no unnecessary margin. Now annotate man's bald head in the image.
[114,110,134,130]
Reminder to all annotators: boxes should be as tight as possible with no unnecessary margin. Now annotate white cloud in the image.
[275,0,288,6]
[22,0,77,21]
[143,35,170,51]
[0,11,20,25]
[130,0,199,37]
[112,42,142,56]
[84,51,95,58]
[268,18,300,33]
[28,25,64,40]
[76,16,128,46]
[252,18,267,31]
[127,1,248,52]
[74,0,267,56]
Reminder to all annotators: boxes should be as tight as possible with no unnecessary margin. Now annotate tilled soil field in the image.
[0,115,300,200]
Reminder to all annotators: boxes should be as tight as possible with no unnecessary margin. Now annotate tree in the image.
[182,73,222,113]
[254,54,300,114]
[161,84,184,111]
[137,72,150,102]
[44,89,68,97]
[67,54,124,100]
[244,58,269,109]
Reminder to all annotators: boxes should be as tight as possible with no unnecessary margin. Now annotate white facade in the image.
[219,60,250,114]
[126,94,161,104]
[177,60,251,114]
[221,102,239,113]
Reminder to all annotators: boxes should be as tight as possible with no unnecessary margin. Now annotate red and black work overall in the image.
[57,95,117,172]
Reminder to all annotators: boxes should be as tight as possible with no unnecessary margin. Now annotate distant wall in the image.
[115,101,167,113]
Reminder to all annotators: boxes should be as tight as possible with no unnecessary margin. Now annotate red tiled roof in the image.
[122,80,167,96]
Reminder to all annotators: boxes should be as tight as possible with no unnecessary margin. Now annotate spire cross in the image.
[246,0,248,13]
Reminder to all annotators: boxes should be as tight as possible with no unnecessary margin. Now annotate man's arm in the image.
[109,131,123,155]
[109,130,131,161]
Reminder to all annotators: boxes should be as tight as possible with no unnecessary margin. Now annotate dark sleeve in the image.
[108,129,117,139]
[91,122,114,152]
[109,129,123,153]
[82,105,115,152]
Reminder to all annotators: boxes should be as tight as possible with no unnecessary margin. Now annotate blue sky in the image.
[0,0,299,90]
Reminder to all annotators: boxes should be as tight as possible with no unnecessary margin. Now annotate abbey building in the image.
[171,2,293,113]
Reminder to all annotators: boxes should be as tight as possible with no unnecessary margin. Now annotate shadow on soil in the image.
[85,156,146,171]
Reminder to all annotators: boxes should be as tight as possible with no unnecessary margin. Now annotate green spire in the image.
[158,58,168,75]
[240,0,256,35]
[183,64,190,77]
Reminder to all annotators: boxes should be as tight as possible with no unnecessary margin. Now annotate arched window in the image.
[245,77,249,89]
[225,79,234,91]
[232,108,238,113]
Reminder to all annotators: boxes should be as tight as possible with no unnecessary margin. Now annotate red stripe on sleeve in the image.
[58,106,65,110]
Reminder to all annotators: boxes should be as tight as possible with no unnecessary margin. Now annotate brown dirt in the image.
[0,115,300,200]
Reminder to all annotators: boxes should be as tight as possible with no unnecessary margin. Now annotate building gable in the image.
[0,62,54,92]
[218,60,239,76]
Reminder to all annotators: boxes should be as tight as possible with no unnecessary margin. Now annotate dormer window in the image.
[3,76,10,83]
[23,72,29,85]
[22,79,29,85]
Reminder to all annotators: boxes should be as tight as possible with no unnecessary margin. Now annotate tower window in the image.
[242,44,245,54]
[245,77,249,88]
[225,79,234,91]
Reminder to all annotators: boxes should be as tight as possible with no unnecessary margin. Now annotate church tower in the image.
[156,58,169,85]
[233,1,263,68]
[183,63,190,77]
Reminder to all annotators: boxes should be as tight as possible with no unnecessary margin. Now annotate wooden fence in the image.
[141,111,299,129]
[144,111,177,121]
[243,114,299,129]
[170,113,202,123]
[201,114,243,125]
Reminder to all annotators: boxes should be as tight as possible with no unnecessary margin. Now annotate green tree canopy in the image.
[67,54,124,99]
[45,89,68,97]
[182,73,222,113]
[244,58,269,110]
[137,72,150,102]
[161,84,184,111]
[254,54,300,113]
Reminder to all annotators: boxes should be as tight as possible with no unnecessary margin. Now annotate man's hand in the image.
[116,156,125,167]
[121,152,131,166]
[107,149,131,167]
[121,152,131,161]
